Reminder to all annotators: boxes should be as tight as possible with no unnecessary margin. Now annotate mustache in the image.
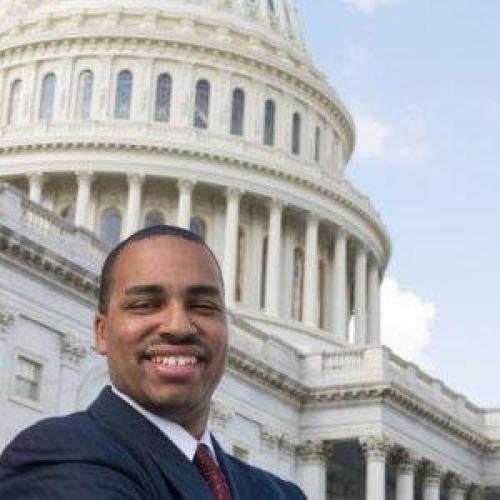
[143,332,207,351]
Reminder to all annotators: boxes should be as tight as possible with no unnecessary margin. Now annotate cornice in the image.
[0,138,390,267]
[0,20,354,154]
[0,226,99,303]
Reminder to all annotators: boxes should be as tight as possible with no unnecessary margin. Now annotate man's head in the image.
[95,225,228,438]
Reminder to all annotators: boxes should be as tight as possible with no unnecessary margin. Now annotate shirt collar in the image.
[111,385,217,463]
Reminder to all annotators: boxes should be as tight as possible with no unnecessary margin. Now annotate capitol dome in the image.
[0,0,389,344]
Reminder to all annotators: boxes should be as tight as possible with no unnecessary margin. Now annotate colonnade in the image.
[25,170,382,341]
[298,437,480,500]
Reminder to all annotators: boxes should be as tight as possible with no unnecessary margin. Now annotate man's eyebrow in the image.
[124,284,165,296]
[186,285,222,296]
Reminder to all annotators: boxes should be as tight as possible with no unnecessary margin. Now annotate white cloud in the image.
[381,277,437,371]
[352,104,430,165]
[342,0,400,14]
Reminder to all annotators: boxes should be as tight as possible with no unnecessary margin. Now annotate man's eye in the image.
[128,301,159,310]
[190,301,219,312]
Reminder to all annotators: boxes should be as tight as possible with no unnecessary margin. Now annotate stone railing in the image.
[0,183,107,274]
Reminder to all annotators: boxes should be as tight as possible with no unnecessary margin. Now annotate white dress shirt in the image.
[111,386,218,464]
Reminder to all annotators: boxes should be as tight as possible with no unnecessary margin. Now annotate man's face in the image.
[95,237,228,431]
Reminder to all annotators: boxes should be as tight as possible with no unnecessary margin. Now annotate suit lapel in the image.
[88,387,213,500]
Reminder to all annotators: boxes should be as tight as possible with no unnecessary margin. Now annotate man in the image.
[0,225,306,499]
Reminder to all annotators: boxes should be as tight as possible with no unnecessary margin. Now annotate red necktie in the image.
[193,444,232,500]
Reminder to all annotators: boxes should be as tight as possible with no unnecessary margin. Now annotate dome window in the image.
[194,79,210,129]
[154,73,172,123]
[235,227,245,303]
[260,235,268,309]
[114,70,133,120]
[291,247,304,321]
[7,79,22,126]
[263,99,276,146]
[268,0,276,15]
[314,126,321,163]
[291,112,301,156]
[39,73,56,122]
[76,70,94,121]
[144,210,165,228]
[189,216,207,241]
[230,88,245,137]
[100,207,122,248]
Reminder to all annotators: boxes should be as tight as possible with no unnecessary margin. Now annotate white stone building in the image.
[0,0,499,498]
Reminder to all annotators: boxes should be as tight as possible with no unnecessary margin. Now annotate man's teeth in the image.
[151,355,198,367]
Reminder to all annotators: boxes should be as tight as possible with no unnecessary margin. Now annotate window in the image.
[291,247,304,320]
[144,210,165,228]
[7,79,22,125]
[190,216,207,240]
[263,99,276,146]
[260,236,268,309]
[39,73,56,121]
[76,70,94,120]
[14,356,42,402]
[194,79,210,129]
[114,70,133,119]
[314,126,321,163]
[235,227,245,302]
[268,0,276,15]
[292,112,301,155]
[154,73,172,123]
[100,207,122,248]
[60,205,75,223]
[230,88,245,136]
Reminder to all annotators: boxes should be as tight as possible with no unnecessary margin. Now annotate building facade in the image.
[0,0,499,498]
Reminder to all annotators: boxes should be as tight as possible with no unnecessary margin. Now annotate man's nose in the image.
[158,302,194,335]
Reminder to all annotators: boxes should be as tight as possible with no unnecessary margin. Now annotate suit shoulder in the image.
[226,456,306,499]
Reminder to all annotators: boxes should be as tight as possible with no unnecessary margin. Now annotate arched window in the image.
[314,126,321,163]
[100,207,122,248]
[291,247,304,321]
[292,112,301,155]
[154,73,172,122]
[190,216,207,241]
[114,70,133,119]
[39,73,56,121]
[318,260,326,328]
[230,88,245,136]
[263,99,276,146]
[260,235,268,309]
[144,209,165,228]
[268,0,276,15]
[7,79,22,125]
[194,79,210,129]
[76,70,94,121]
[235,227,245,302]
[60,205,75,223]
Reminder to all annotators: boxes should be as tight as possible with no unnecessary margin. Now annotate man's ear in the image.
[94,313,108,355]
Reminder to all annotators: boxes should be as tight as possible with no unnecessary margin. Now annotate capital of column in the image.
[76,170,93,186]
[296,439,333,462]
[306,211,320,227]
[0,305,16,337]
[446,473,469,493]
[28,171,44,185]
[226,186,242,201]
[60,334,87,368]
[177,178,195,193]
[360,434,391,462]
[393,447,418,473]
[421,460,444,486]
[127,172,145,187]
[209,400,234,430]
[267,197,284,212]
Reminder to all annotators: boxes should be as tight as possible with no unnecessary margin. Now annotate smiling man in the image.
[0,225,306,500]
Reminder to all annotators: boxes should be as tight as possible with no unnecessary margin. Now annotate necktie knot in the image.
[193,444,232,500]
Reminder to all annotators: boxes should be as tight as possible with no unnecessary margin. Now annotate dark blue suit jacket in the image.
[0,387,306,499]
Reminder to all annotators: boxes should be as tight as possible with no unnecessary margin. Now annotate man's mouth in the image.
[150,355,198,367]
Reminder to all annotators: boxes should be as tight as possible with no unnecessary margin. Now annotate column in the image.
[177,179,195,229]
[447,474,468,500]
[332,228,347,339]
[367,255,381,344]
[394,449,416,500]
[0,307,16,405]
[223,187,241,307]
[74,171,93,228]
[28,172,44,203]
[303,213,319,327]
[422,462,442,500]
[125,173,144,237]
[354,243,368,344]
[361,435,389,500]
[296,440,330,500]
[265,198,283,316]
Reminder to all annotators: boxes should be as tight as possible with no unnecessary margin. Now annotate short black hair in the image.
[98,224,223,314]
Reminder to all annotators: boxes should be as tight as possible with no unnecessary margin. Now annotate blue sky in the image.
[297,0,500,406]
